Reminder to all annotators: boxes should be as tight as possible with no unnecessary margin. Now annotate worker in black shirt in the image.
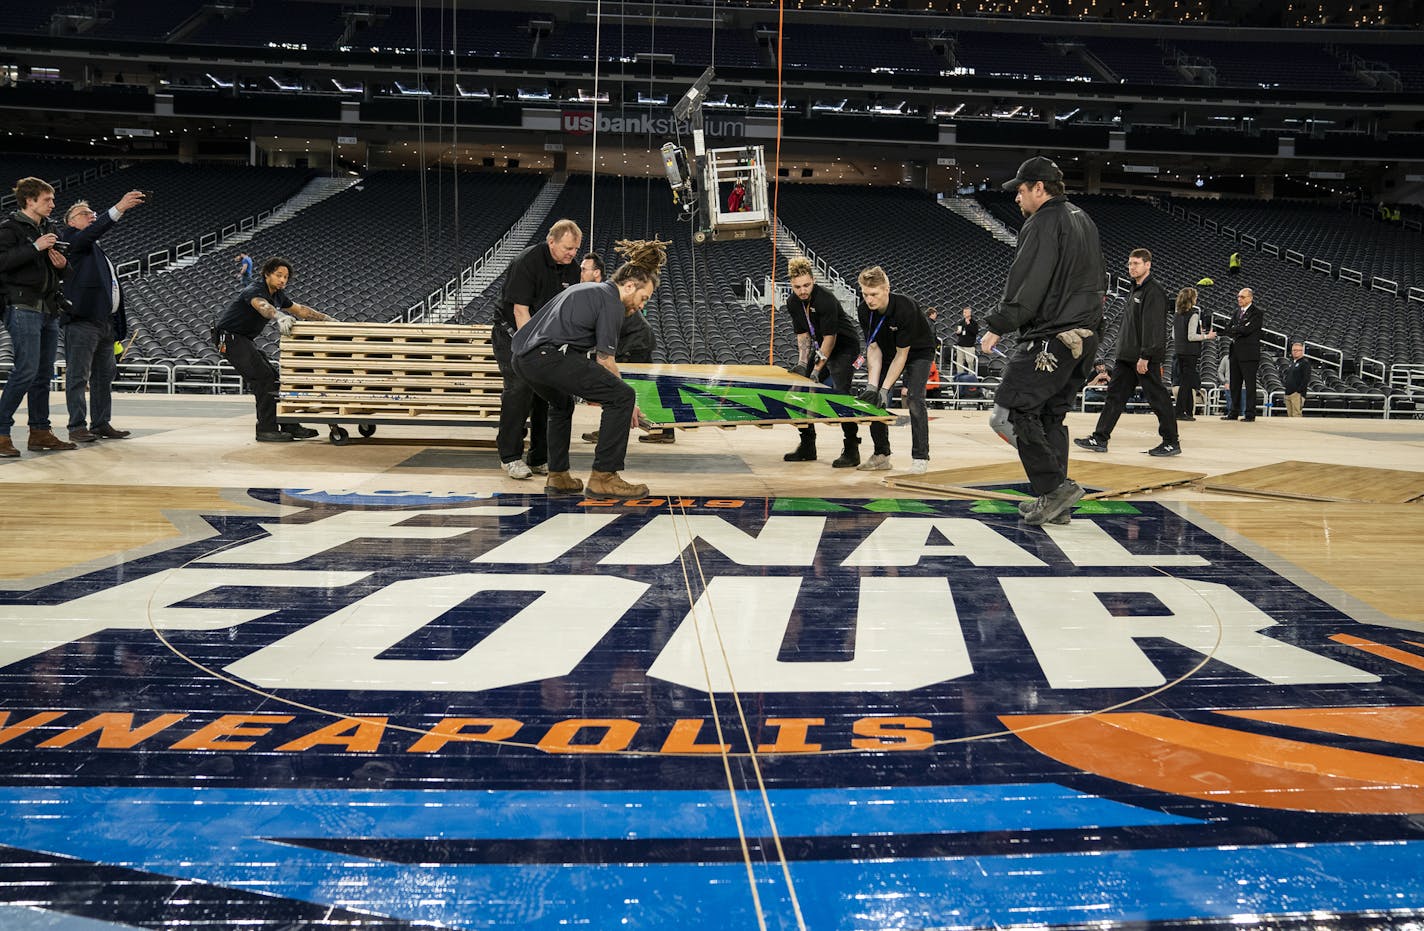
[492,218,582,480]
[578,251,672,446]
[982,156,1105,526]
[1074,248,1180,457]
[854,266,936,474]
[783,256,863,467]
[213,256,333,442]
[512,238,666,499]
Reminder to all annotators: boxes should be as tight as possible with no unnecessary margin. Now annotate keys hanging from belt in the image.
[1034,339,1057,373]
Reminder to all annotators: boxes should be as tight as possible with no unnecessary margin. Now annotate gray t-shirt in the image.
[510,280,625,357]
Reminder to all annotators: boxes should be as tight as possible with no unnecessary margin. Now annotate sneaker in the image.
[857,453,892,472]
[1017,497,1070,524]
[503,459,533,480]
[581,431,600,444]
[1146,442,1182,457]
[1073,435,1109,453]
[529,462,549,475]
[908,458,929,475]
[1022,479,1084,526]
[638,431,676,444]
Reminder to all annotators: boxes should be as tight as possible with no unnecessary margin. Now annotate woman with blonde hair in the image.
[1172,285,1215,420]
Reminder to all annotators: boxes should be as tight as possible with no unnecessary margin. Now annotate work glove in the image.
[789,362,809,379]
[276,313,296,337]
[857,386,881,406]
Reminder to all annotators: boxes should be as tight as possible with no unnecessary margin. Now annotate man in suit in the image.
[1222,287,1263,422]
[60,190,145,442]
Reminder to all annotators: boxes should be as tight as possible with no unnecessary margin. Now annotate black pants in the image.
[1091,359,1177,445]
[514,346,635,474]
[493,325,548,467]
[867,353,933,459]
[1173,354,1200,417]
[1229,354,1260,418]
[222,333,279,433]
[994,335,1097,495]
[796,344,859,444]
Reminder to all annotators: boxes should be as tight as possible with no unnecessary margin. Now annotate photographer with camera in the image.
[0,176,73,457]
[60,190,146,443]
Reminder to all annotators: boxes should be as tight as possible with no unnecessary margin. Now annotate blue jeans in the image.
[0,307,60,435]
[64,318,116,431]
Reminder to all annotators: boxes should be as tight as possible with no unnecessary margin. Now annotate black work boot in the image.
[831,437,861,469]
[783,430,816,462]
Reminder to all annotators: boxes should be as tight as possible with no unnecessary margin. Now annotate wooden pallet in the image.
[282,374,504,391]
[278,322,503,427]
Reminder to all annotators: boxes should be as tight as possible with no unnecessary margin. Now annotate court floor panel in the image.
[0,488,1421,930]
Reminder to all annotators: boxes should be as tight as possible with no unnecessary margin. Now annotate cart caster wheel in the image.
[329,426,350,445]
[358,423,377,437]
[693,230,707,245]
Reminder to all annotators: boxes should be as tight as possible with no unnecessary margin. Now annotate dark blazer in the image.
[1225,302,1263,362]
[61,211,128,339]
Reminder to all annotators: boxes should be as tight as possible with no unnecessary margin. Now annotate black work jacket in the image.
[985,196,1105,342]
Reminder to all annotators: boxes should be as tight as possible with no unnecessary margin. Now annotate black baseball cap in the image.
[1001,156,1063,192]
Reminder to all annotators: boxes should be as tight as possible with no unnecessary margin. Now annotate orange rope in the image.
[766,0,785,364]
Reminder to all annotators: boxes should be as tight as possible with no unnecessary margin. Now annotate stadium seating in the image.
[1167,197,1424,293]
[952,32,1097,81]
[115,169,545,366]
[86,0,206,40]
[1082,39,1182,84]
[774,23,947,75]
[183,0,345,50]
[544,22,762,68]
[1167,40,1367,91]
[344,8,535,57]
[55,164,315,273]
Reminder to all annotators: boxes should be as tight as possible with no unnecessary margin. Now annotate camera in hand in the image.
[52,240,70,253]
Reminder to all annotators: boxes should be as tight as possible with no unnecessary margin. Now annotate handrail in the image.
[1359,356,1386,383]
[1390,363,1424,388]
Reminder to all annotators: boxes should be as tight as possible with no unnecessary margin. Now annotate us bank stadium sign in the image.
[0,490,1421,929]
[560,108,747,137]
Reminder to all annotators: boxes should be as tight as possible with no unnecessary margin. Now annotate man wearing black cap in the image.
[980,156,1106,526]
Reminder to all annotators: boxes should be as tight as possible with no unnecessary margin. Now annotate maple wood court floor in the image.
[0,394,1422,931]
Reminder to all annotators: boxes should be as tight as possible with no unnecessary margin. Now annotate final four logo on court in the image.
[1,489,1416,807]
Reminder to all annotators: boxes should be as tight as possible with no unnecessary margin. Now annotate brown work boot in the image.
[0,435,19,458]
[544,470,585,496]
[587,470,649,499]
[28,429,78,451]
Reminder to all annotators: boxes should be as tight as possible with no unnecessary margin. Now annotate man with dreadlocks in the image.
[511,238,666,498]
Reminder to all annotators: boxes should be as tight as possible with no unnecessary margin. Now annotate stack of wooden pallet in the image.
[277,322,502,433]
